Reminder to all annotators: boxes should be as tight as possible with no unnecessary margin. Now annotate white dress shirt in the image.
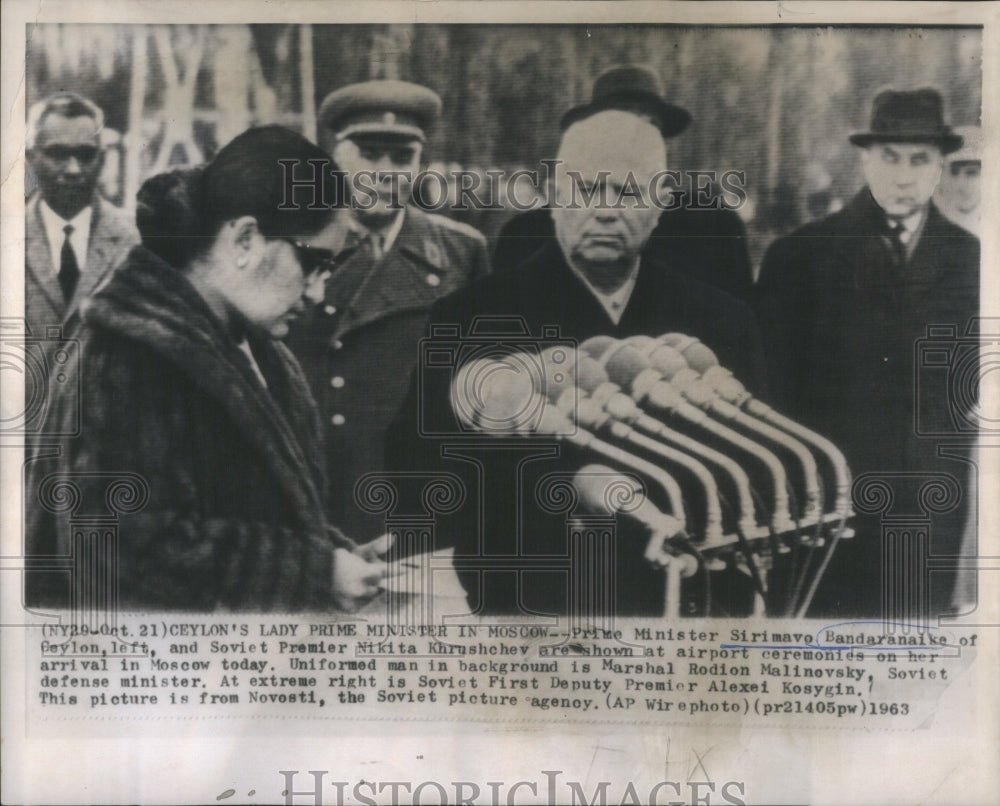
[566,257,642,325]
[38,201,92,277]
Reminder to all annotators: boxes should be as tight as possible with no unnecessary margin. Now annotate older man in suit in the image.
[25,93,138,336]
[493,65,754,302]
[287,80,490,541]
[755,88,979,618]
[388,109,767,616]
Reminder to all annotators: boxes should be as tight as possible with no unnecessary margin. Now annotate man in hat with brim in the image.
[287,79,489,541]
[387,103,767,617]
[754,87,979,619]
[493,64,755,301]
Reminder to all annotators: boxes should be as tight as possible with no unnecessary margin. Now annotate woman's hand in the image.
[332,547,390,611]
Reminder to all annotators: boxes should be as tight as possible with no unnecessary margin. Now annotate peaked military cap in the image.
[319,80,442,143]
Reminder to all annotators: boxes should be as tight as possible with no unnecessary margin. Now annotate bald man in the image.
[386,111,767,616]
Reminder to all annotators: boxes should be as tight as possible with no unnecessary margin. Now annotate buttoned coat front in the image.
[754,189,979,616]
[286,207,490,541]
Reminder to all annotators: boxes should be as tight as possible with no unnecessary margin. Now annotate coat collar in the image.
[515,240,663,332]
[83,248,326,526]
[835,189,956,286]
[325,207,453,339]
[26,195,132,327]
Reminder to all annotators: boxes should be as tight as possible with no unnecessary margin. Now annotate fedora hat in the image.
[560,64,691,138]
[849,88,963,153]
[946,125,982,165]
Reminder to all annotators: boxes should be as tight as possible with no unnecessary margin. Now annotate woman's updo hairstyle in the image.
[137,125,341,268]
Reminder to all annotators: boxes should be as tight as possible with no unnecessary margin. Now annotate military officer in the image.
[287,80,490,540]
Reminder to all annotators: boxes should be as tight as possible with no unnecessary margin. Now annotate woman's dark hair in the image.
[136,125,341,267]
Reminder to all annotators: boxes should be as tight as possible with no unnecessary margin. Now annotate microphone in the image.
[658,334,852,520]
[580,339,796,534]
[454,358,689,529]
[450,355,541,432]
[572,465,697,576]
[557,350,736,544]
[539,348,721,540]
[629,337,823,526]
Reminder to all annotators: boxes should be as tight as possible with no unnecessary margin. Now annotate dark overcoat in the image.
[754,189,980,615]
[25,247,348,612]
[286,207,489,541]
[386,241,768,616]
[493,205,754,301]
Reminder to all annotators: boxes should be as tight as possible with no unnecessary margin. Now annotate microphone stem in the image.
[654,401,795,533]
[726,408,823,523]
[634,414,759,537]
[747,400,853,517]
[612,424,726,542]
[562,427,688,530]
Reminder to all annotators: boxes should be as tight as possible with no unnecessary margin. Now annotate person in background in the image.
[934,124,982,236]
[754,88,979,618]
[287,80,490,541]
[493,64,754,302]
[25,92,139,336]
[25,126,388,612]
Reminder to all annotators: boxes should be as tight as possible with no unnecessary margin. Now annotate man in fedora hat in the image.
[387,108,767,616]
[286,79,489,540]
[754,87,979,618]
[493,63,755,302]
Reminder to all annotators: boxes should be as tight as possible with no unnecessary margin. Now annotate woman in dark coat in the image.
[25,126,385,612]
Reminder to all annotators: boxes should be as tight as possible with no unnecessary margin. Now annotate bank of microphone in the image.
[450,352,689,531]
[575,338,798,534]
[654,333,853,522]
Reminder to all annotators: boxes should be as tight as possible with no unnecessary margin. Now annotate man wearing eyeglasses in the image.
[25,92,138,337]
[287,80,490,540]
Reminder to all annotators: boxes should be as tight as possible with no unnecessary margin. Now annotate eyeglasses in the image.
[40,145,100,164]
[278,237,336,276]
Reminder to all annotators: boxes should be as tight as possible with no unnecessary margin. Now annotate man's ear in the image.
[227,215,261,269]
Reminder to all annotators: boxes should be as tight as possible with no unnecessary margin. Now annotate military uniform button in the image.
[331,414,346,426]
[324,304,337,315]
[425,273,441,287]
[331,376,346,388]
[332,339,344,350]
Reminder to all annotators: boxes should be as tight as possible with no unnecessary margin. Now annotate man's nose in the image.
[893,165,917,185]
[63,157,83,175]
[374,154,399,174]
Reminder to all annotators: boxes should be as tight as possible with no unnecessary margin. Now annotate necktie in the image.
[59,224,80,302]
[367,231,385,262]
[885,219,907,269]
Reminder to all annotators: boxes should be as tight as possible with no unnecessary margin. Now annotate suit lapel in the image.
[25,198,65,320]
[329,209,448,340]
[66,199,126,321]
[906,203,952,288]
[521,243,616,333]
